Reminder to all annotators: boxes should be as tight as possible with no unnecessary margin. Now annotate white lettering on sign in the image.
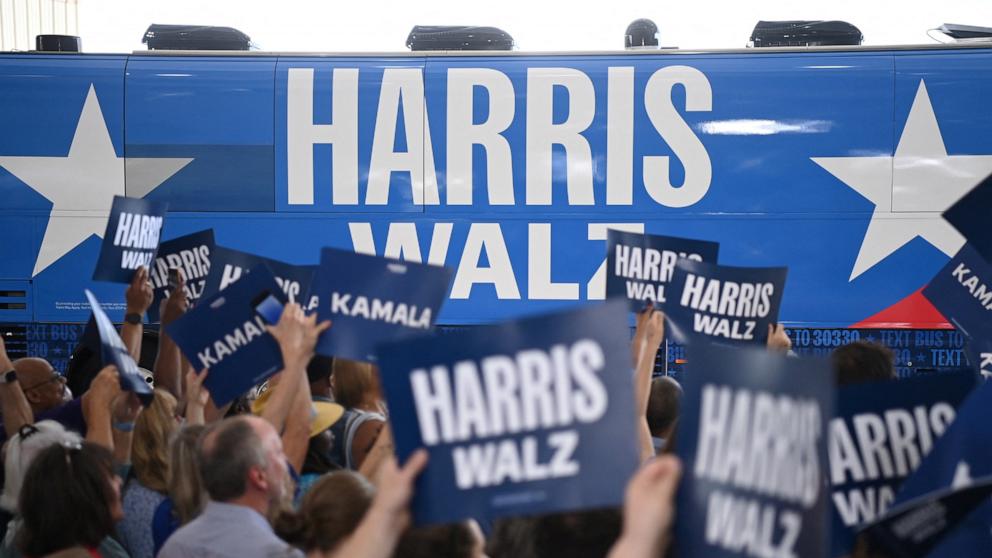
[951,262,992,309]
[286,65,713,209]
[196,315,267,369]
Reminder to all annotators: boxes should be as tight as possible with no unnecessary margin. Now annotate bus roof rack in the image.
[406,26,514,51]
[142,24,251,51]
[749,20,863,48]
[936,23,992,41]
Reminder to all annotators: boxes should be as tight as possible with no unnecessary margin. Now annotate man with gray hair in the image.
[158,414,302,558]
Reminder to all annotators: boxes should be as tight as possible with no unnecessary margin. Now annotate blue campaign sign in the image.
[861,476,992,558]
[963,338,992,380]
[828,371,977,557]
[311,247,453,362]
[376,300,638,525]
[83,289,153,402]
[944,173,992,265]
[92,195,168,283]
[675,343,834,558]
[888,380,992,557]
[605,229,719,310]
[200,245,314,305]
[147,229,214,322]
[922,243,992,341]
[165,264,286,406]
[664,260,787,345]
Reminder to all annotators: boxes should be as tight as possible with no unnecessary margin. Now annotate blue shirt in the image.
[117,478,165,558]
[157,501,302,558]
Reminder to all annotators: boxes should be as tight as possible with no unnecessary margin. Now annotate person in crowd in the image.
[646,376,682,453]
[631,306,664,462]
[606,455,682,558]
[275,471,374,554]
[328,359,387,470]
[150,425,207,555]
[831,341,898,385]
[117,390,180,558]
[767,323,793,353]
[16,441,126,558]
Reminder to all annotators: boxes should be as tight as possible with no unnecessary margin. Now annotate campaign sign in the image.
[165,265,286,406]
[922,243,992,341]
[675,343,833,558]
[828,371,977,557]
[944,173,992,264]
[83,289,154,403]
[92,196,169,283]
[887,380,992,557]
[664,260,787,345]
[200,246,314,304]
[377,301,639,525]
[605,230,719,310]
[147,229,215,322]
[860,476,992,558]
[311,247,453,363]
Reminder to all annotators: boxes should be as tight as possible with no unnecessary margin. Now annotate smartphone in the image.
[251,291,284,325]
[167,268,181,289]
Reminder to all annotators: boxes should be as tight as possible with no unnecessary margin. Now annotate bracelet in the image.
[112,421,135,432]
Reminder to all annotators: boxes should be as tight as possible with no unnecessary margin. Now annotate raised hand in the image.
[125,266,154,316]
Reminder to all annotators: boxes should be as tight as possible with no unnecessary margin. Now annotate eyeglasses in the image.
[22,372,66,392]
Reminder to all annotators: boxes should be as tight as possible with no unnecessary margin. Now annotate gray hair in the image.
[1,420,82,512]
[198,417,269,502]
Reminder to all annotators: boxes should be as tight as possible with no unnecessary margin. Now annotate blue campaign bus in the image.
[1,42,989,374]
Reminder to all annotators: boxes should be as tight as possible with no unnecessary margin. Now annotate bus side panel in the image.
[124,56,279,212]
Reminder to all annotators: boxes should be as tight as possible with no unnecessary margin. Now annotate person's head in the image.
[198,416,290,516]
[308,355,335,399]
[331,359,381,410]
[133,389,180,493]
[831,342,898,386]
[646,376,682,440]
[532,508,623,558]
[275,470,374,553]
[395,521,487,558]
[1,421,82,512]
[14,357,68,414]
[167,424,207,525]
[17,441,121,557]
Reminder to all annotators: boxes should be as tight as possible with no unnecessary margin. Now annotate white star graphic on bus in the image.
[812,80,992,281]
[0,85,192,276]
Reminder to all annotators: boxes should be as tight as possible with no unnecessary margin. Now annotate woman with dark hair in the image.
[17,441,124,558]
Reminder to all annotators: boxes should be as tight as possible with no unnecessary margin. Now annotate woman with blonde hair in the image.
[117,389,180,558]
[150,424,206,554]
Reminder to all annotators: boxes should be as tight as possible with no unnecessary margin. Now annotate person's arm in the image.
[282,370,313,473]
[323,450,428,558]
[607,456,682,558]
[153,275,189,398]
[351,419,385,471]
[122,266,154,362]
[262,303,330,433]
[183,367,209,426]
[633,308,664,463]
[110,392,143,465]
[358,423,395,483]
[0,335,33,436]
[82,366,122,451]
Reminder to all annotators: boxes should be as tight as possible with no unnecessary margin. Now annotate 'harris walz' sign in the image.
[200,245,314,304]
[92,195,168,283]
[676,343,833,558]
[605,229,719,310]
[828,371,976,557]
[665,260,787,345]
[147,229,215,322]
[377,301,639,525]
[311,247,452,362]
[166,265,286,406]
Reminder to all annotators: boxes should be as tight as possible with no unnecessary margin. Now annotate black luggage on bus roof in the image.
[749,20,863,48]
[143,24,251,51]
[406,26,514,51]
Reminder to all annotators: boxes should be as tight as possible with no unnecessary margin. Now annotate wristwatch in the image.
[2,369,17,384]
[124,312,143,325]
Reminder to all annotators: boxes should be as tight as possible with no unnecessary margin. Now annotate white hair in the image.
[1,420,82,512]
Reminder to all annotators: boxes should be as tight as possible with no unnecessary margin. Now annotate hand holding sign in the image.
[608,456,683,558]
[266,303,330,370]
[147,229,214,322]
[125,266,154,317]
[84,289,154,404]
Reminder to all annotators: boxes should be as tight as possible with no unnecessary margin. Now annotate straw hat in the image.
[251,387,344,438]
